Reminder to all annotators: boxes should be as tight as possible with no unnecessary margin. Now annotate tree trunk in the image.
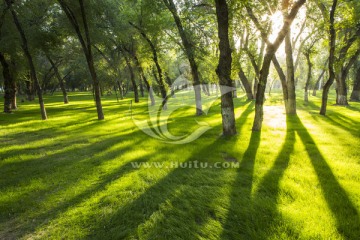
[252,0,306,131]
[215,0,236,136]
[272,57,289,112]
[124,55,139,103]
[312,67,326,96]
[58,0,104,120]
[6,0,47,119]
[163,0,202,115]
[133,54,155,105]
[46,55,69,104]
[285,31,297,114]
[335,71,348,105]
[0,52,13,113]
[350,65,360,101]
[238,67,254,100]
[129,22,167,109]
[304,52,312,103]
[320,0,337,115]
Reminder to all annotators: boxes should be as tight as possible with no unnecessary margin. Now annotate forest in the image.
[0,0,360,239]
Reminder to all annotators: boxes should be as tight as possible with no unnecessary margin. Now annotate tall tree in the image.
[214,0,236,135]
[251,0,306,131]
[5,0,47,119]
[162,0,203,115]
[319,0,337,115]
[58,0,104,120]
[45,54,69,104]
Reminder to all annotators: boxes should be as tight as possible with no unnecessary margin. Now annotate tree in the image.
[58,0,104,120]
[250,0,306,131]
[163,0,203,115]
[214,0,236,135]
[5,0,47,120]
[350,62,360,101]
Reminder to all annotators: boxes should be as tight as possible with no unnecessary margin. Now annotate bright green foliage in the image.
[0,91,359,239]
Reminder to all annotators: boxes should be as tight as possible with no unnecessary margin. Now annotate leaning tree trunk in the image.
[129,22,167,109]
[304,52,312,103]
[350,65,360,101]
[46,55,69,104]
[124,55,139,103]
[238,66,254,100]
[163,0,202,115]
[0,52,13,113]
[133,54,155,105]
[320,0,337,115]
[58,0,104,120]
[312,67,326,96]
[6,0,47,119]
[215,0,236,136]
[252,0,306,131]
[285,31,297,114]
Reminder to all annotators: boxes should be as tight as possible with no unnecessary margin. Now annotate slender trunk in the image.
[253,52,273,131]
[6,0,47,119]
[133,55,155,105]
[304,52,312,103]
[272,56,289,112]
[124,55,139,103]
[163,0,202,115]
[9,60,17,109]
[312,67,326,96]
[58,0,104,120]
[46,55,69,104]
[350,65,360,101]
[320,0,337,115]
[285,31,296,114]
[215,0,236,135]
[117,80,124,100]
[252,0,306,131]
[0,52,12,113]
[129,22,167,109]
[238,67,254,100]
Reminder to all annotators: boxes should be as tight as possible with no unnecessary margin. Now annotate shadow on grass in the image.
[0,133,146,238]
[294,115,360,239]
[221,115,296,239]
[86,103,255,239]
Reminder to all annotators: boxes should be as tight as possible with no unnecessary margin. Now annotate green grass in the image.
[0,90,359,239]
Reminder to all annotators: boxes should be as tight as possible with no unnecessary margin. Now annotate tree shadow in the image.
[85,103,255,239]
[294,115,360,239]
[221,115,296,239]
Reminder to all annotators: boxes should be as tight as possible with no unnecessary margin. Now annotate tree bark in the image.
[304,51,312,103]
[320,0,337,115]
[285,31,297,114]
[215,0,236,136]
[58,0,104,120]
[6,0,47,119]
[46,55,69,104]
[0,52,13,113]
[238,66,254,100]
[163,0,203,115]
[350,65,360,101]
[335,49,360,105]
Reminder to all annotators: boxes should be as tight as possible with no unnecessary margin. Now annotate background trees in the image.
[1,0,359,132]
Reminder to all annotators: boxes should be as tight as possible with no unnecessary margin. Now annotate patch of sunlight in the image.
[263,106,287,131]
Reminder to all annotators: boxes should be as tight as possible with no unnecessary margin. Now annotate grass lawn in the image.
[0,90,359,239]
